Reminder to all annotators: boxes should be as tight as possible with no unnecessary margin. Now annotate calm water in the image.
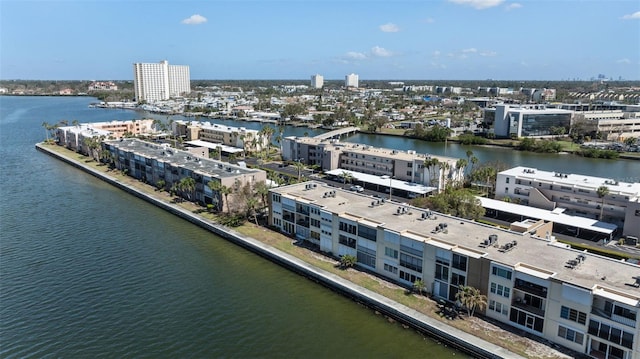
[0,96,464,358]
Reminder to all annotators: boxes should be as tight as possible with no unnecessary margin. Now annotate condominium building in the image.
[311,74,324,89]
[172,120,269,154]
[55,119,156,153]
[483,104,572,138]
[345,73,359,88]
[133,60,190,102]
[495,167,640,237]
[268,181,640,359]
[103,138,266,212]
[281,136,465,192]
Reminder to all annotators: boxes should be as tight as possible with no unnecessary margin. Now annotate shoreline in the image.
[35,142,523,359]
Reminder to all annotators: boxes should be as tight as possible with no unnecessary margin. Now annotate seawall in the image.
[36,142,523,359]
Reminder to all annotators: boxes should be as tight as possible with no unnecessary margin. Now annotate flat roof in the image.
[185,140,244,153]
[272,181,640,298]
[500,166,640,199]
[325,169,436,194]
[106,138,262,179]
[478,197,617,235]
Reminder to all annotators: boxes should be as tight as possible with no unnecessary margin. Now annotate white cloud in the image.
[423,17,435,24]
[433,50,441,57]
[380,23,400,32]
[480,50,497,56]
[346,51,367,60]
[505,3,522,10]
[448,0,505,10]
[462,48,477,53]
[621,11,640,20]
[617,58,632,64]
[181,14,207,25]
[371,46,392,57]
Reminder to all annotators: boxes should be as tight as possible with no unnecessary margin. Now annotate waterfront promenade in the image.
[36,142,574,359]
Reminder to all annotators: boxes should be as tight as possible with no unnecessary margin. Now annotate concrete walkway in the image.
[36,143,525,359]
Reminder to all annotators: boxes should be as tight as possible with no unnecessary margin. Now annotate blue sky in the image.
[1,0,639,80]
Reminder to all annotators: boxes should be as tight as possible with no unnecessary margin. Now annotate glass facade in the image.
[519,113,571,137]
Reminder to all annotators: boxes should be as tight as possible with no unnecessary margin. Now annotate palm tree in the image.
[245,196,260,225]
[254,181,270,210]
[424,157,440,188]
[42,121,51,142]
[339,254,357,269]
[207,180,222,211]
[597,185,609,220]
[293,161,306,181]
[220,185,232,213]
[179,177,196,201]
[340,171,353,185]
[413,279,427,296]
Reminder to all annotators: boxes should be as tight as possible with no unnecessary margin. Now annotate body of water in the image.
[0,96,464,357]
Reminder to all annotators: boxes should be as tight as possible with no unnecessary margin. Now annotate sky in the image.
[1,0,639,81]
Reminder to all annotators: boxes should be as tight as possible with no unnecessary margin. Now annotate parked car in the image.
[350,185,364,192]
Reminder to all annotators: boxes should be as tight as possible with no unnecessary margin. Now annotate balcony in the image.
[514,279,548,298]
[591,307,637,328]
[512,297,545,317]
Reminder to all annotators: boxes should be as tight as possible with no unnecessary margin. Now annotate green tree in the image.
[293,161,306,181]
[455,286,487,317]
[156,179,166,191]
[597,185,609,220]
[207,180,223,211]
[179,177,196,201]
[254,181,270,210]
[413,279,427,296]
[220,185,233,213]
[339,254,357,269]
[424,157,440,187]
[340,171,354,185]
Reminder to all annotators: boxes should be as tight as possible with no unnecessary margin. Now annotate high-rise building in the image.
[345,73,359,88]
[311,74,324,89]
[133,60,190,103]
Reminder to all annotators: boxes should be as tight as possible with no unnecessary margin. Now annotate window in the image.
[560,306,587,325]
[451,273,466,287]
[505,187,509,193]
[399,253,422,272]
[489,300,508,316]
[357,246,376,268]
[384,263,398,274]
[491,283,510,298]
[338,235,356,248]
[399,271,420,283]
[614,305,637,322]
[491,266,512,280]
[452,254,467,271]
[385,247,398,259]
[357,224,377,241]
[272,194,281,203]
[588,320,634,349]
[435,263,448,281]
[506,178,510,184]
[558,325,584,345]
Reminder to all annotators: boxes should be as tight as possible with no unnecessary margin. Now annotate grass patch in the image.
[558,240,639,261]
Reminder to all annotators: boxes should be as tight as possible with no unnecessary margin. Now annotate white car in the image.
[350,185,364,192]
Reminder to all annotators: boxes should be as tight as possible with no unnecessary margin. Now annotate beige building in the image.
[103,138,266,212]
[269,181,640,359]
[495,166,640,238]
[55,119,156,154]
[172,120,269,154]
[281,136,465,191]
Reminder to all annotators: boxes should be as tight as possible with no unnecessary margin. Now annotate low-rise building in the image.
[281,136,465,191]
[103,138,266,212]
[172,120,269,154]
[483,104,572,138]
[268,181,640,358]
[495,166,640,237]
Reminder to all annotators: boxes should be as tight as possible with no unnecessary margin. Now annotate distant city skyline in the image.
[1,0,639,81]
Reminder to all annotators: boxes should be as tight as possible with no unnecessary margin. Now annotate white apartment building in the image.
[495,166,640,237]
[281,136,465,192]
[133,60,190,103]
[345,73,359,88]
[311,74,324,89]
[268,181,640,359]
